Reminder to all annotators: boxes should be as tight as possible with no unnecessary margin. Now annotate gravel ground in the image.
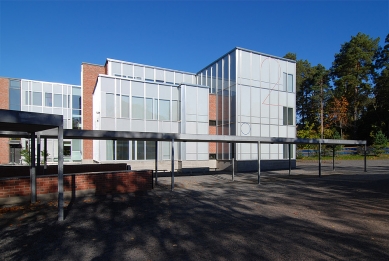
[1,160,388,260]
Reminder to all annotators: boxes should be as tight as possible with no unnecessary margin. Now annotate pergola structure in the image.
[0,109,367,221]
[0,109,64,220]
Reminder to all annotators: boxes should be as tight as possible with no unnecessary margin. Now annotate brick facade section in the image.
[0,170,152,198]
[81,63,106,161]
[209,94,216,154]
[0,78,10,164]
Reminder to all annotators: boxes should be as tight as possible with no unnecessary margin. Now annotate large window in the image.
[9,80,21,110]
[106,140,115,160]
[159,99,170,120]
[283,73,294,92]
[54,94,62,107]
[121,95,129,118]
[116,94,120,118]
[283,144,294,159]
[132,96,144,119]
[72,87,82,129]
[106,93,115,117]
[172,100,179,121]
[33,92,42,106]
[283,107,294,125]
[117,140,129,160]
[45,93,52,107]
[146,98,153,120]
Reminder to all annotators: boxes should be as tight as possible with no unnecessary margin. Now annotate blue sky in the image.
[0,0,388,85]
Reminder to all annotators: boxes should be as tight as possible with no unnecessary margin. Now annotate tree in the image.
[374,34,389,136]
[309,64,331,138]
[330,33,380,138]
[372,131,388,155]
[327,96,349,139]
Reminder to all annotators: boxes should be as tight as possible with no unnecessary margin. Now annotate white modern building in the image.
[0,47,296,170]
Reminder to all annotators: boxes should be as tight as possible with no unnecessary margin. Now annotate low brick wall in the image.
[0,163,128,179]
[0,170,152,204]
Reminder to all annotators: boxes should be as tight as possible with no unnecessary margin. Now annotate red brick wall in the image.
[0,78,9,164]
[209,94,216,154]
[81,63,106,161]
[0,170,152,198]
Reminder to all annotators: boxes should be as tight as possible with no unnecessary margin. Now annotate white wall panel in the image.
[101,77,115,93]
[251,123,260,136]
[101,118,115,131]
[117,118,131,131]
[260,58,270,83]
[198,122,208,134]
[132,81,144,97]
[186,122,197,134]
[279,126,287,137]
[160,121,171,133]
[121,80,130,95]
[261,124,269,137]
[270,59,281,84]
[251,87,260,117]
[146,83,158,98]
[252,54,261,81]
[261,143,269,153]
[187,143,197,153]
[131,119,144,131]
[240,51,251,79]
[240,85,251,116]
[287,93,295,107]
[270,125,279,137]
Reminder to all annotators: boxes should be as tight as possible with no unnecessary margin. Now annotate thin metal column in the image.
[30,133,36,203]
[155,141,158,186]
[171,138,174,191]
[44,138,47,175]
[364,144,367,172]
[257,141,261,184]
[232,143,235,181]
[37,134,41,177]
[332,145,335,171]
[58,125,64,221]
[319,143,322,178]
[288,144,291,176]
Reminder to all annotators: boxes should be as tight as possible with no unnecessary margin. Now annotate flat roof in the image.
[0,128,366,146]
[0,109,63,133]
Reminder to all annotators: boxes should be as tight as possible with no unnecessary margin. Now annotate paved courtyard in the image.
[1,160,388,260]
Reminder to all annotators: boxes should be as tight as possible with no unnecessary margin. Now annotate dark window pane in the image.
[10,88,21,110]
[146,141,155,160]
[117,140,129,160]
[137,141,145,160]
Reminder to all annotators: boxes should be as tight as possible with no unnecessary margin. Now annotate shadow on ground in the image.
[1,160,389,260]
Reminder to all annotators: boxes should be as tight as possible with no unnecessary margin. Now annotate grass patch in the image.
[298,154,389,161]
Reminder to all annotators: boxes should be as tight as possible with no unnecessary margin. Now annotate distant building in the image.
[0,47,296,170]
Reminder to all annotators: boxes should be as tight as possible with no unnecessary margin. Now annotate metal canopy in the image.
[0,109,64,221]
[0,128,367,146]
[0,110,63,132]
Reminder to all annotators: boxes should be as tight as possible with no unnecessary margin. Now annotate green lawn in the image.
[297,154,389,160]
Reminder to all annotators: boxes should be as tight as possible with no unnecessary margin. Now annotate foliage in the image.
[20,149,31,165]
[297,123,320,149]
[327,96,349,139]
[372,131,388,155]
[20,149,50,165]
[330,32,380,137]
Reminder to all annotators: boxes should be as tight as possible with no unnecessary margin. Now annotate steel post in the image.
[257,141,261,184]
[30,133,36,203]
[58,125,64,221]
[364,144,367,172]
[171,138,174,191]
[319,143,322,178]
[288,144,291,176]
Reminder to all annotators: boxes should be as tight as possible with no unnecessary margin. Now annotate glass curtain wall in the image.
[198,50,236,160]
